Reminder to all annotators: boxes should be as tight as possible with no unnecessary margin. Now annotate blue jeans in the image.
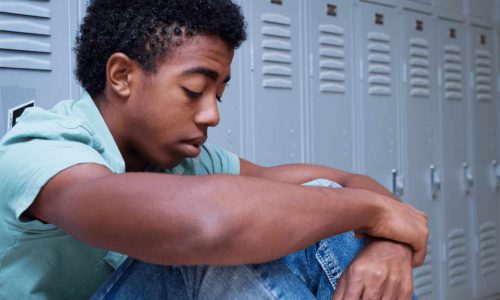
[91,179,417,299]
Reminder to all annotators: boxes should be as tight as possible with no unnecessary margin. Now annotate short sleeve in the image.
[0,114,109,232]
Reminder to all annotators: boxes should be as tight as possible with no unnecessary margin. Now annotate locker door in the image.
[407,0,433,6]
[469,26,499,299]
[357,3,400,191]
[437,20,472,300]
[307,1,354,172]
[0,0,80,137]
[438,0,464,15]
[247,0,304,166]
[400,11,440,300]
[469,0,494,22]
[207,0,244,156]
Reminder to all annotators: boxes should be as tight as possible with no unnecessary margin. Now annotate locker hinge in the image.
[491,160,500,192]
[309,53,314,77]
[250,44,255,71]
[359,58,363,81]
[469,71,474,90]
[462,162,474,195]
[442,241,447,263]
[402,63,407,84]
[437,67,442,87]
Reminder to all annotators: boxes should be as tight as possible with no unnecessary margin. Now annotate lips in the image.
[179,136,207,157]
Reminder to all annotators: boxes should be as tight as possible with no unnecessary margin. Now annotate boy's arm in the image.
[28,162,427,268]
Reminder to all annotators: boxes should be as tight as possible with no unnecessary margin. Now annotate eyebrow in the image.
[182,66,231,83]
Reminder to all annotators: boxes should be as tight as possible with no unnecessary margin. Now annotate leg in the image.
[91,258,318,300]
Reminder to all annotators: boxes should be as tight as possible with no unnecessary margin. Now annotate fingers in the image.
[331,275,346,300]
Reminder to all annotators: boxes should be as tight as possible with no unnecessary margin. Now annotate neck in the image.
[94,94,147,172]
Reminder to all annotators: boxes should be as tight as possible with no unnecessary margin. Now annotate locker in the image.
[207,0,245,156]
[469,0,494,23]
[437,19,472,300]
[0,0,81,137]
[468,25,499,299]
[437,0,464,16]
[356,2,400,191]
[306,0,354,172]
[246,0,305,166]
[400,11,440,300]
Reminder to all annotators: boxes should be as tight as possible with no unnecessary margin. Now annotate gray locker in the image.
[437,19,472,300]
[469,0,494,23]
[437,0,464,16]
[0,0,81,137]
[306,0,354,172]
[207,0,245,156]
[468,25,499,299]
[246,0,305,166]
[356,2,400,191]
[400,11,440,300]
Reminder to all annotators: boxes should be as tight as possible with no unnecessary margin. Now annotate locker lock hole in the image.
[375,13,384,25]
[480,35,487,45]
[327,4,337,16]
[416,20,423,31]
[449,28,456,39]
[271,0,283,5]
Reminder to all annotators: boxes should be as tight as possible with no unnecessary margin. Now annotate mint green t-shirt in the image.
[0,92,240,299]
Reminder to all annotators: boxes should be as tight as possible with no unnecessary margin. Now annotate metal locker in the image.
[469,0,494,22]
[356,2,400,191]
[246,0,304,166]
[437,0,464,16]
[468,25,499,299]
[437,19,472,300]
[306,0,354,172]
[207,0,245,156]
[0,0,81,137]
[400,10,440,300]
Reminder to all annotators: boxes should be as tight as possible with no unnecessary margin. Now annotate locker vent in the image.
[261,13,292,89]
[409,38,430,97]
[479,222,497,276]
[447,228,467,286]
[414,235,433,297]
[443,45,463,101]
[0,0,51,71]
[474,49,492,102]
[318,24,346,94]
[367,32,391,96]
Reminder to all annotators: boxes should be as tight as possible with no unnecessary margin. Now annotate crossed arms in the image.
[28,158,428,299]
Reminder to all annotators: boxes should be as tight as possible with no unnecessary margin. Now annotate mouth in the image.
[179,136,206,157]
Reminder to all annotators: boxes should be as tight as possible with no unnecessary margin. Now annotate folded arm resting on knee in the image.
[240,158,426,300]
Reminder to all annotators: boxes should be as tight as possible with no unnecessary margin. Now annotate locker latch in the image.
[415,20,423,32]
[392,169,404,198]
[375,13,384,25]
[449,28,456,39]
[271,0,283,5]
[430,164,441,199]
[462,162,474,194]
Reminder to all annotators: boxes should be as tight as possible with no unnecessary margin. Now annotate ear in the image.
[106,53,137,98]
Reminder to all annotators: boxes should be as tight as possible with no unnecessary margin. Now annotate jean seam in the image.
[315,242,342,290]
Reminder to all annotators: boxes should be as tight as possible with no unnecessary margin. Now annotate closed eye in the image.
[182,87,202,99]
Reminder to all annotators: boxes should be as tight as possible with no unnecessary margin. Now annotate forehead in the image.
[157,35,234,77]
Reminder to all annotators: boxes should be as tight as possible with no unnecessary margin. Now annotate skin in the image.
[27,34,427,299]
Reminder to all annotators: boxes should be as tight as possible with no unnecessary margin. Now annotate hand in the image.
[360,196,429,267]
[332,239,414,300]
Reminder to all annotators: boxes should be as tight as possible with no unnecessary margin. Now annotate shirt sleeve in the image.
[0,116,109,232]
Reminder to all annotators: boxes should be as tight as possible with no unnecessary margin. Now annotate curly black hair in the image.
[75,0,247,97]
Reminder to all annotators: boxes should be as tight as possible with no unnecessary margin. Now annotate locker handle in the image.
[492,160,500,192]
[462,162,474,194]
[430,164,441,199]
[392,169,404,198]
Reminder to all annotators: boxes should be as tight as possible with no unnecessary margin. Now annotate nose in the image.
[194,96,220,127]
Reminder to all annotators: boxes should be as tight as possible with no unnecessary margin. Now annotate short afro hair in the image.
[75,0,247,97]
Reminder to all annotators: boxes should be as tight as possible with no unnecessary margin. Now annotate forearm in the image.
[252,163,398,201]
[48,172,383,266]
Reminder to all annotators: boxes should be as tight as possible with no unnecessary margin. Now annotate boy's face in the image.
[123,35,234,169]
